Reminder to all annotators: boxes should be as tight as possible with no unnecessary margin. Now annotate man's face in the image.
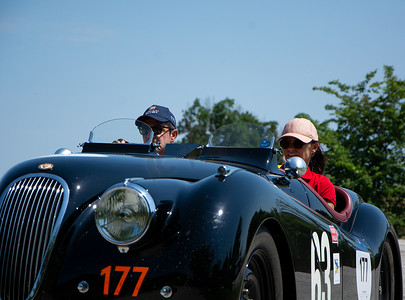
[141,118,178,155]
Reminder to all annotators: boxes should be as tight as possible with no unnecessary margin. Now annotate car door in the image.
[274,177,345,299]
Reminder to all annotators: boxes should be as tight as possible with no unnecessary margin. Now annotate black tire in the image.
[240,228,283,300]
[378,240,395,300]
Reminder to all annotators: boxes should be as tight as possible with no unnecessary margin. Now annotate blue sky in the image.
[1,0,404,176]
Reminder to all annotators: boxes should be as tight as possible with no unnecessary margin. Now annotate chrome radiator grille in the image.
[0,175,68,300]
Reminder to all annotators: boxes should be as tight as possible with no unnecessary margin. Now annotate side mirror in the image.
[285,156,307,179]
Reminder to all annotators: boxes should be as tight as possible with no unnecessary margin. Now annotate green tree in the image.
[313,65,405,236]
[178,98,277,145]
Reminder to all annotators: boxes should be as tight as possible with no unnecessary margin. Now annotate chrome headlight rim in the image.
[95,182,156,246]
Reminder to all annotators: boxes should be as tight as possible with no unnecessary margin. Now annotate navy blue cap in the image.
[136,105,176,128]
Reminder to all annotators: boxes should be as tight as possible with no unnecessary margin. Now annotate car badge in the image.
[38,163,54,171]
[259,139,270,148]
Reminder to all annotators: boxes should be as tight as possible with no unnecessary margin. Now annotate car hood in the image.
[1,152,232,200]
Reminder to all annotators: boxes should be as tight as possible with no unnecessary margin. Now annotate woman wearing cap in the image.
[278,118,336,209]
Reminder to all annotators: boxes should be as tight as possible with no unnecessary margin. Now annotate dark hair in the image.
[309,143,326,174]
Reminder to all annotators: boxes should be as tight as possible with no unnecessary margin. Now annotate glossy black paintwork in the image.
[0,143,402,299]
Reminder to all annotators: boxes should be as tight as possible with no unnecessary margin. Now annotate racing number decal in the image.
[100,266,149,297]
[311,231,331,300]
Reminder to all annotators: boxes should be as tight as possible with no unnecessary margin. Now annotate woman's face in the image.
[280,137,318,165]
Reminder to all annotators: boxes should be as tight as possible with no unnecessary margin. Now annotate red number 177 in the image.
[100,266,149,297]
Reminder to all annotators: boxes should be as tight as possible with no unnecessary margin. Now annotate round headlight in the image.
[95,183,156,245]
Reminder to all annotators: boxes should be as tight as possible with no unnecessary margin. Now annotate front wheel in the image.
[240,228,283,300]
[378,240,396,300]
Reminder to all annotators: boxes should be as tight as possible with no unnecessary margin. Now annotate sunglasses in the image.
[138,125,171,136]
[279,138,305,149]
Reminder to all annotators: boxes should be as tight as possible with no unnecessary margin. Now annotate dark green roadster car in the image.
[0,120,402,299]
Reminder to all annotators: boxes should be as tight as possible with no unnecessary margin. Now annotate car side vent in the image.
[0,174,69,300]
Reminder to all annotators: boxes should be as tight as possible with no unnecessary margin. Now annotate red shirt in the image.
[302,167,336,205]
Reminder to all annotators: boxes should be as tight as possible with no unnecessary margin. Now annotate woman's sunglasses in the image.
[279,138,305,149]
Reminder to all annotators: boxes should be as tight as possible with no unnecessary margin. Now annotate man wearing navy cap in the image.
[136,105,178,155]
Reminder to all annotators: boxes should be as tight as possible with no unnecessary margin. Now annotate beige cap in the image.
[277,118,318,143]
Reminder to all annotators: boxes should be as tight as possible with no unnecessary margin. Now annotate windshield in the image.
[88,118,154,144]
[208,123,274,148]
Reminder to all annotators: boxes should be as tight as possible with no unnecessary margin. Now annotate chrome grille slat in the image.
[16,177,42,300]
[4,177,35,300]
[28,178,52,283]
[30,179,58,286]
[0,174,69,300]
[23,177,51,298]
[11,177,37,300]
[19,177,46,299]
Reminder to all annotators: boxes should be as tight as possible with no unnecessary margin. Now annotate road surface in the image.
[399,239,404,300]
[399,240,405,300]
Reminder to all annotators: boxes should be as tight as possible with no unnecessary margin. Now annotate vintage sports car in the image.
[0,119,402,300]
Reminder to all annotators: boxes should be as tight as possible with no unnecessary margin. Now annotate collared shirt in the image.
[302,167,336,205]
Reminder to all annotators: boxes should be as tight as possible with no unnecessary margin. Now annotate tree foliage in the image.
[313,65,405,236]
[177,98,278,145]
